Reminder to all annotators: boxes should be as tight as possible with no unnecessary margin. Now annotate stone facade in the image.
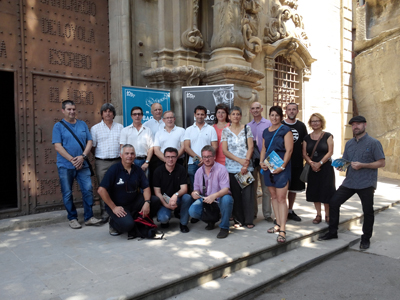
[353,0,400,178]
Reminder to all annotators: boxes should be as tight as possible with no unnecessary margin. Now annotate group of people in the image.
[52,99,385,248]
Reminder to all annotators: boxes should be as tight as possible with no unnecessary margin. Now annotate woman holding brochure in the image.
[260,106,293,243]
[221,106,255,228]
[302,113,335,224]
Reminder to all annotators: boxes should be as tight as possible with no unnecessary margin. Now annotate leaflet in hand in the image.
[163,193,170,204]
[234,171,255,189]
[331,158,351,171]
[264,151,284,172]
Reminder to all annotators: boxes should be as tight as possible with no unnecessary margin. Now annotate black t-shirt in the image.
[153,164,187,197]
[282,120,308,167]
[100,162,149,206]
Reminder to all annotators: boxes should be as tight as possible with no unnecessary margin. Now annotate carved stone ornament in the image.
[264,56,275,69]
[264,0,310,48]
[181,0,204,50]
[242,0,262,62]
[142,65,204,87]
[302,67,311,78]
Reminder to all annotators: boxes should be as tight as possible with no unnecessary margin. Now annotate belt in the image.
[136,156,147,160]
[95,157,120,161]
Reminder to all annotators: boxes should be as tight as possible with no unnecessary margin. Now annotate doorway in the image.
[0,71,18,210]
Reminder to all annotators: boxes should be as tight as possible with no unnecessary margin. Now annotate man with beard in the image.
[319,116,385,250]
[282,103,308,222]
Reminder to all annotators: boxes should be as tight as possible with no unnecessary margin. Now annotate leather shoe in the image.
[180,224,190,233]
[160,223,169,229]
[217,228,229,239]
[190,218,200,224]
[359,240,370,250]
[318,232,338,241]
[205,222,215,230]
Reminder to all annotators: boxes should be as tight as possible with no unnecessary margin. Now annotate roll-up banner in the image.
[182,84,234,128]
[122,86,170,126]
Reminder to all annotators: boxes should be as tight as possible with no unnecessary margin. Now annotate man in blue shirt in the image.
[98,144,161,236]
[319,116,385,250]
[52,100,102,229]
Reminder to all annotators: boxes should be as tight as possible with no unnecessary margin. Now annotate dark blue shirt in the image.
[100,162,149,206]
[52,119,92,169]
[342,133,385,189]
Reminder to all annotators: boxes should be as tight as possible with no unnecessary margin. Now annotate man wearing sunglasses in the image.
[98,144,160,236]
[120,106,154,175]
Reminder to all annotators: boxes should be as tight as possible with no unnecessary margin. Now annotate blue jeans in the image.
[157,194,193,225]
[188,160,200,187]
[134,158,148,177]
[188,195,234,230]
[58,167,94,222]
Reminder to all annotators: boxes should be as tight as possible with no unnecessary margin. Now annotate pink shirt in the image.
[213,123,229,165]
[193,162,231,197]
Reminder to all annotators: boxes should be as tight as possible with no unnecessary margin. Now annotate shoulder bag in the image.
[244,124,260,166]
[200,175,220,223]
[300,132,325,183]
[59,120,95,176]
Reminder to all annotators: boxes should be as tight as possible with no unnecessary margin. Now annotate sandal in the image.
[246,224,255,229]
[325,216,330,223]
[313,215,322,224]
[277,231,286,243]
[267,224,280,233]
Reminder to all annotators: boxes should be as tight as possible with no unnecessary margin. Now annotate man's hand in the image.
[169,194,178,209]
[140,202,150,217]
[141,162,149,171]
[203,194,217,204]
[112,206,127,218]
[71,156,84,170]
[351,161,363,170]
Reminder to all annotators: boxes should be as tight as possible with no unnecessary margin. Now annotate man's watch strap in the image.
[82,154,87,160]
[144,200,151,204]
[145,160,150,164]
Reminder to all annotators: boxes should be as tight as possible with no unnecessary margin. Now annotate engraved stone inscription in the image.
[49,87,60,102]
[40,0,96,16]
[49,48,92,69]
[67,88,94,105]
[0,41,6,58]
[41,18,95,44]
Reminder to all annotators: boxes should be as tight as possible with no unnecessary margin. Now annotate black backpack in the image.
[128,214,164,240]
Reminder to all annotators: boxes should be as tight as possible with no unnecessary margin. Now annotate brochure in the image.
[162,193,170,204]
[331,158,351,171]
[234,171,255,189]
[264,150,284,172]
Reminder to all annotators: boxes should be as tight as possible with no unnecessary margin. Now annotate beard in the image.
[353,127,365,136]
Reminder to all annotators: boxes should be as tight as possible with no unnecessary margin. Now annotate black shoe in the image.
[160,223,170,229]
[265,217,274,222]
[217,228,229,239]
[205,222,215,230]
[318,232,338,241]
[190,218,200,224]
[180,224,190,233]
[288,211,302,221]
[360,240,370,250]
[174,210,181,219]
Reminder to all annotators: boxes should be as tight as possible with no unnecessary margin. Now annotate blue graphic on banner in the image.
[122,86,170,126]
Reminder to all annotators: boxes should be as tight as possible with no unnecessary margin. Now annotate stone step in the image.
[166,233,360,300]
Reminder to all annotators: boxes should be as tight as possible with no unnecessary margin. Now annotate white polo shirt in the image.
[154,125,185,154]
[90,120,123,159]
[143,118,165,135]
[120,124,154,157]
[184,123,218,164]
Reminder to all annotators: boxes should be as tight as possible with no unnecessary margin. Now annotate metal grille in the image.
[273,56,299,111]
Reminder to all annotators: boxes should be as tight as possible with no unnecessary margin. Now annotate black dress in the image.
[304,132,336,203]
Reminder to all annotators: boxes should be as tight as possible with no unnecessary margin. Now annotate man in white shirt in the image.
[184,105,218,188]
[154,111,186,166]
[91,103,123,222]
[143,102,165,135]
[120,106,154,174]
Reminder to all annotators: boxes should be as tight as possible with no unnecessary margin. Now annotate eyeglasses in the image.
[163,117,175,120]
[131,113,143,116]
[202,156,214,159]
[165,156,177,160]
[311,120,321,123]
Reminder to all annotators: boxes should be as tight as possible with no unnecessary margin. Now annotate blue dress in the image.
[262,125,292,188]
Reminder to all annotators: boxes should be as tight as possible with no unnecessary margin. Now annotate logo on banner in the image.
[126,91,135,98]
[186,93,195,99]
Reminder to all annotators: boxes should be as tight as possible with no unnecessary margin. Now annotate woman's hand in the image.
[240,166,248,175]
[272,167,283,175]
[238,158,249,167]
[260,162,269,171]
[310,161,321,172]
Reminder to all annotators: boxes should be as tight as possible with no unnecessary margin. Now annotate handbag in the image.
[300,132,325,183]
[244,124,260,166]
[59,120,95,176]
[200,176,220,223]
[128,213,164,240]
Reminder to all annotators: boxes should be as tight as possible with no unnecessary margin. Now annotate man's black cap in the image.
[349,115,366,124]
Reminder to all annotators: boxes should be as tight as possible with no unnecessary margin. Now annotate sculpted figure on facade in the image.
[264,0,310,48]
[181,0,204,50]
[242,0,263,62]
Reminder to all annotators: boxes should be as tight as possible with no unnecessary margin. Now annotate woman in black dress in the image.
[302,113,335,224]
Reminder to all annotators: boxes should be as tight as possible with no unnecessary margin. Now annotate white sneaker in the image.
[69,219,82,229]
[85,217,102,226]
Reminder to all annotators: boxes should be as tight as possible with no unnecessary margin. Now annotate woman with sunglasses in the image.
[221,106,255,228]
[260,106,293,243]
[213,104,230,165]
[302,113,335,224]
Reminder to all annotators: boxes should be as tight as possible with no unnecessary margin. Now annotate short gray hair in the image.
[121,144,135,154]
[201,145,216,157]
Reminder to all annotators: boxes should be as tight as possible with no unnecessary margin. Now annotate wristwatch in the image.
[280,166,285,170]
[145,160,150,164]
[175,192,179,197]
[144,200,151,204]
[82,154,87,160]
[319,161,323,165]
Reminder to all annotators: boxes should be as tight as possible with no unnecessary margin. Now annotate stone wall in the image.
[353,0,400,178]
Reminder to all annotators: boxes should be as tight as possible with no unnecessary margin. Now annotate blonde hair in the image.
[308,113,326,130]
